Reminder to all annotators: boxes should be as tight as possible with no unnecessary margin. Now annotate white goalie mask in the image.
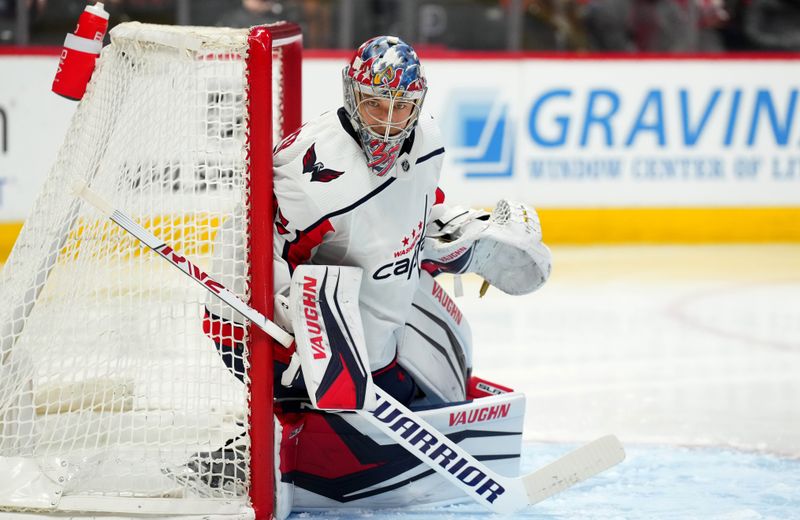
[342,36,427,177]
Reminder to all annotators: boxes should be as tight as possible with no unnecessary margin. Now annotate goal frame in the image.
[247,23,301,519]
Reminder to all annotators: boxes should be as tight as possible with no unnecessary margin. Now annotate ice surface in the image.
[462,244,800,458]
[290,442,800,519]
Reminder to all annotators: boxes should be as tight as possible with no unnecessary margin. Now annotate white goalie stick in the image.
[73,180,626,515]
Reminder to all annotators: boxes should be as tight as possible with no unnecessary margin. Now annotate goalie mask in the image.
[343,36,427,177]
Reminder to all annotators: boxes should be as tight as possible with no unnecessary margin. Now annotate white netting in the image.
[0,22,296,517]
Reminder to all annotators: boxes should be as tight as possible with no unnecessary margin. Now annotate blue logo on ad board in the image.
[444,91,514,178]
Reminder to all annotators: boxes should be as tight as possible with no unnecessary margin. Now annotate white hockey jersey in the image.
[271,108,445,371]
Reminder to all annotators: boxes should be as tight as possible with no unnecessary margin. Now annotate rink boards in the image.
[1,53,800,257]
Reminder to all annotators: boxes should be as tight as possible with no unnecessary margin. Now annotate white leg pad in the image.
[397,272,473,404]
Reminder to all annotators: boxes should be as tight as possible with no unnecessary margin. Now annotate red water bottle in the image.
[52,2,110,101]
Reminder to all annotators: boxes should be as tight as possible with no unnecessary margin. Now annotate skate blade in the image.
[161,466,219,499]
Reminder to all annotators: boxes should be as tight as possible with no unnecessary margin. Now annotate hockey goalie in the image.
[190,35,554,517]
[0,20,625,519]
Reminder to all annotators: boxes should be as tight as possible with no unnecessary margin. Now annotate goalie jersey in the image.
[205,108,445,373]
[273,108,444,371]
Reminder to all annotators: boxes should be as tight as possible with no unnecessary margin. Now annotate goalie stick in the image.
[71,180,294,349]
[73,180,626,515]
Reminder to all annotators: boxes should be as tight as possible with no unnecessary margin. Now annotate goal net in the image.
[0,22,301,519]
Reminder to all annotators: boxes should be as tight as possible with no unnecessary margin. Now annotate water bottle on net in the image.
[52,2,110,101]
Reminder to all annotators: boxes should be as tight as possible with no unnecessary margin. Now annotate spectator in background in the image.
[216,0,300,28]
[350,1,416,51]
[716,0,750,49]
[102,0,175,26]
[0,0,46,17]
[0,0,15,43]
[0,0,47,43]
[21,0,175,45]
[742,0,800,50]
[300,0,334,48]
[579,0,635,51]
[581,0,693,51]
[580,0,727,52]
[0,0,13,17]
[412,0,507,50]
[517,0,589,50]
[692,0,729,51]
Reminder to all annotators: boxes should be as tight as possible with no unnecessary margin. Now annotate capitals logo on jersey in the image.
[371,202,428,282]
[276,207,290,236]
[302,144,345,183]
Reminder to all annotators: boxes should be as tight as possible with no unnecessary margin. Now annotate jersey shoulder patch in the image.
[302,143,345,183]
[274,111,391,230]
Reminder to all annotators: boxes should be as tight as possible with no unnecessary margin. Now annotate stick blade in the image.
[523,435,626,505]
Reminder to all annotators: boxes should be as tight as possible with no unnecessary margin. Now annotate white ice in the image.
[464,244,800,457]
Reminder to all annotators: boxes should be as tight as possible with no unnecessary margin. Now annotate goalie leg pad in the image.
[371,360,418,406]
[279,392,526,513]
[289,265,376,411]
[397,272,473,404]
[274,414,297,520]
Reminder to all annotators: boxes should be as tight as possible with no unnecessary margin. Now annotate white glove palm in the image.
[424,200,552,296]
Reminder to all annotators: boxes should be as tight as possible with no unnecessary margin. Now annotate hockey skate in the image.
[163,443,248,499]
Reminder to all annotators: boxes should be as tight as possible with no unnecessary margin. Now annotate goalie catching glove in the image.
[423,200,552,295]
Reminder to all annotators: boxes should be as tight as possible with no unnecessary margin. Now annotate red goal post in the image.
[247,23,302,519]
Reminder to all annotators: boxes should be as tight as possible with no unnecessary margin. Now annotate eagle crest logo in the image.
[275,207,290,235]
[302,144,344,183]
